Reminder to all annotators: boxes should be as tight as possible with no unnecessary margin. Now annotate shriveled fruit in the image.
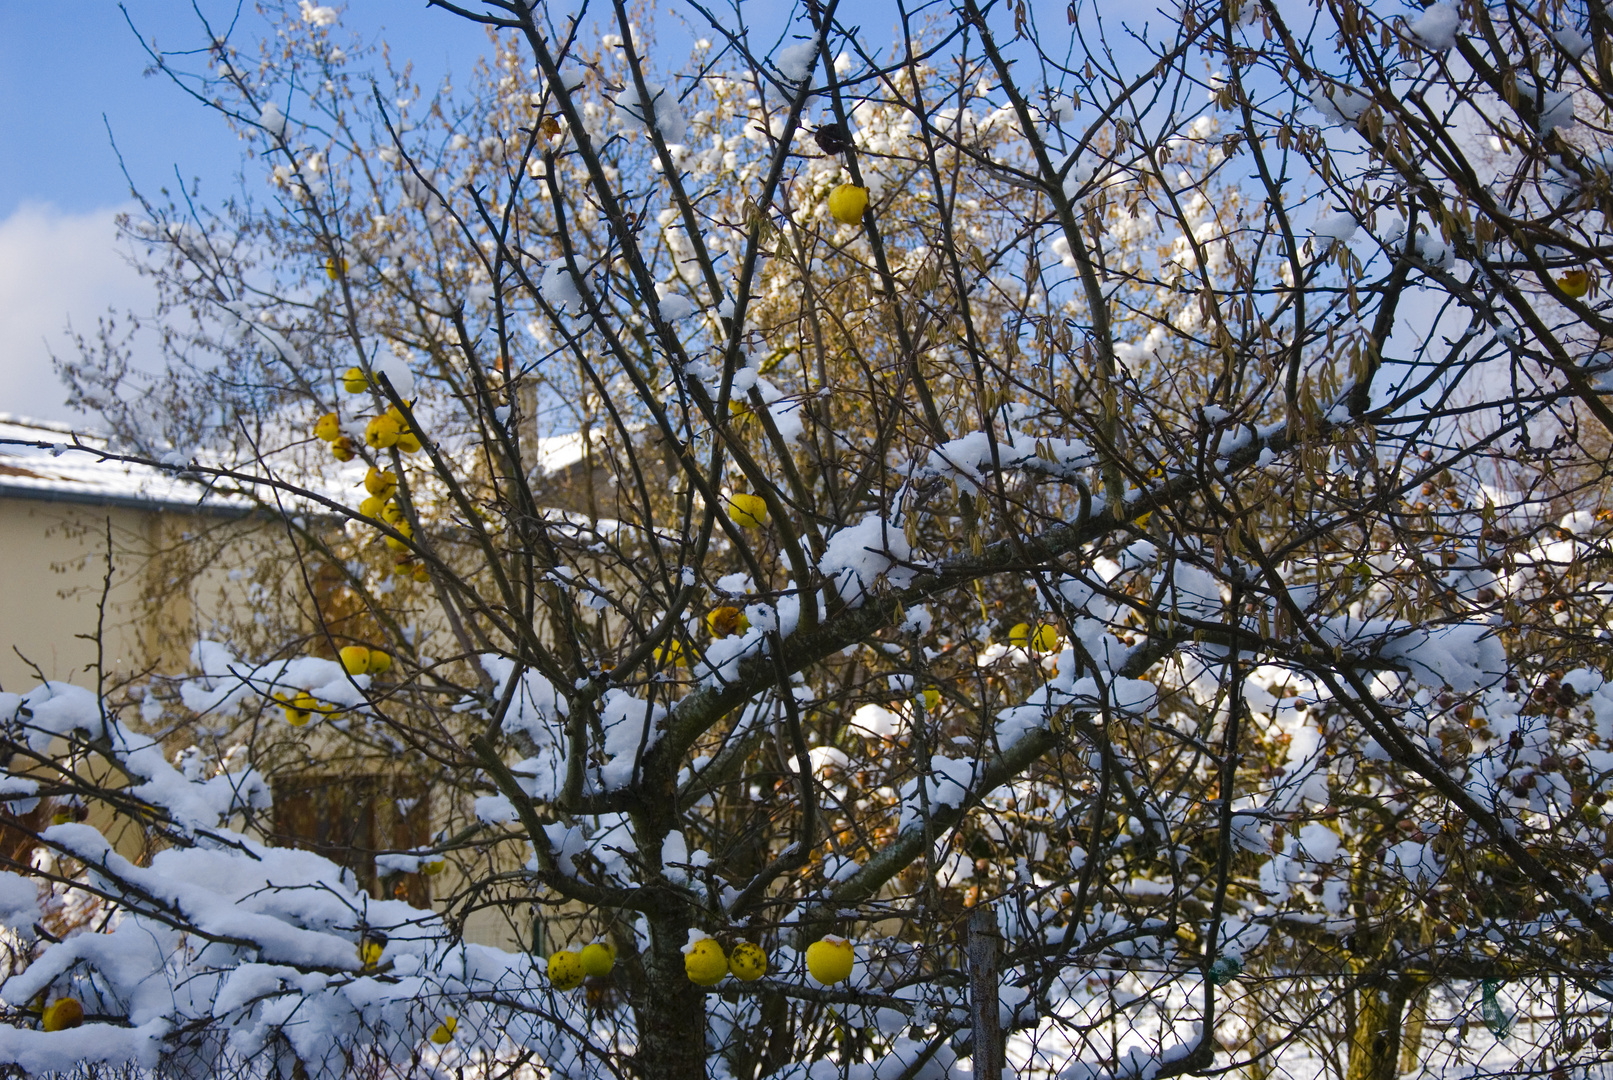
[1559,267,1591,298]
[706,606,748,638]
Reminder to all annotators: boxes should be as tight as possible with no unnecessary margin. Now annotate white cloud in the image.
[0,203,156,426]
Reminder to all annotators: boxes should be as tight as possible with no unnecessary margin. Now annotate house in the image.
[0,414,259,693]
[0,414,607,948]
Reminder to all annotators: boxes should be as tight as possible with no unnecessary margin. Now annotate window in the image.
[272,776,431,905]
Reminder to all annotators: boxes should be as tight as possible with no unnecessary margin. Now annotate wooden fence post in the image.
[968,904,1003,1080]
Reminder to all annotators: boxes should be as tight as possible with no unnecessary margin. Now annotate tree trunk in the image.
[1345,978,1412,1080]
[968,905,1003,1080]
[1398,987,1427,1075]
[632,912,709,1080]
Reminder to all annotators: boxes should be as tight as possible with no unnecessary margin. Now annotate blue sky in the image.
[0,1,503,425]
[0,0,1138,426]
[0,2,496,218]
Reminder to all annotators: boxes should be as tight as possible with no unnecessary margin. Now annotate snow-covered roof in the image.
[0,414,245,514]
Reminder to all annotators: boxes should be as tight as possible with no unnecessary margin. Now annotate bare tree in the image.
[6,1,1613,1079]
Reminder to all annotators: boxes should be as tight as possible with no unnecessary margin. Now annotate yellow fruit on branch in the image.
[548,949,584,990]
[313,413,341,442]
[828,183,869,225]
[383,521,414,551]
[325,255,349,280]
[41,998,84,1031]
[341,366,369,394]
[339,646,392,676]
[1559,267,1591,298]
[428,1016,456,1044]
[397,430,422,454]
[1030,624,1060,652]
[280,690,319,727]
[805,936,854,984]
[706,606,749,638]
[365,414,401,449]
[684,938,728,985]
[339,645,373,676]
[729,942,768,981]
[1008,622,1031,648]
[365,467,398,497]
[727,493,769,529]
[359,932,387,969]
[920,687,941,711]
[412,563,431,583]
[330,436,356,461]
[580,941,616,977]
[420,855,446,876]
[653,638,685,667]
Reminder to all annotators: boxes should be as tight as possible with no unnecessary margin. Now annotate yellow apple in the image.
[729,942,768,981]
[805,936,854,984]
[684,938,728,985]
[828,183,869,225]
[548,949,584,991]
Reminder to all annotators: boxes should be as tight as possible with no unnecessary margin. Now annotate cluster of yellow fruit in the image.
[1008,622,1060,652]
[828,183,869,225]
[543,936,854,989]
[684,938,768,985]
[41,997,83,1031]
[364,405,424,454]
[275,689,329,728]
[546,941,617,991]
[313,411,355,461]
[271,644,394,728]
[359,468,427,581]
[340,644,393,677]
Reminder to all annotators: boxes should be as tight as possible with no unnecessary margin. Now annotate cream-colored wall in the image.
[0,495,299,693]
[0,497,171,692]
